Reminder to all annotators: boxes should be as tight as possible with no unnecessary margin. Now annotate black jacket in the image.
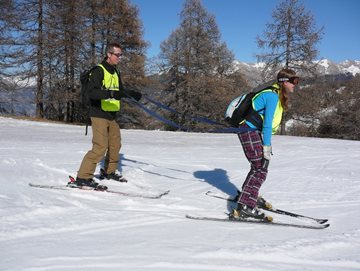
[88,60,139,120]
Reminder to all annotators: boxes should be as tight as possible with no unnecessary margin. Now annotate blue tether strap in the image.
[126,99,189,131]
[143,95,226,127]
[125,95,256,134]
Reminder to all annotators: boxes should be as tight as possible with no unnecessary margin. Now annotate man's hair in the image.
[106,42,122,54]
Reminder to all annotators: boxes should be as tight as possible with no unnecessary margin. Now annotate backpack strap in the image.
[244,85,278,130]
[252,85,278,111]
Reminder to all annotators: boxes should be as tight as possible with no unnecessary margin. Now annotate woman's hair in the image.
[277,68,297,111]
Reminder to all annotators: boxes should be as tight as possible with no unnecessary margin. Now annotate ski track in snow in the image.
[1,117,360,271]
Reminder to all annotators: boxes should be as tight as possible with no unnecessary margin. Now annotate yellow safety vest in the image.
[272,98,283,133]
[98,64,121,112]
[269,84,283,134]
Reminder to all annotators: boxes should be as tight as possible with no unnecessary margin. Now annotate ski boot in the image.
[99,169,128,183]
[229,203,272,222]
[68,177,108,191]
[257,196,273,210]
[234,190,273,210]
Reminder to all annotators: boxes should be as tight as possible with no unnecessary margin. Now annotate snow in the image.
[344,65,360,76]
[1,116,360,271]
[318,59,331,74]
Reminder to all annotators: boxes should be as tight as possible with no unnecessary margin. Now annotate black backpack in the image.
[225,86,276,129]
[80,66,99,134]
[80,66,99,111]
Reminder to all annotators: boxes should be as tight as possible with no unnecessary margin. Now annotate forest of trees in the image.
[0,0,359,140]
[0,0,147,123]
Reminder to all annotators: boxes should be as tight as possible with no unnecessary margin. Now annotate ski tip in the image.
[155,190,170,198]
[68,175,76,183]
[157,190,171,198]
[318,219,329,224]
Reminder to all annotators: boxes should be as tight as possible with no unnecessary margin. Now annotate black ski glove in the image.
[109,90,121,100]
[110,89,142,101]
[127,90,142,101]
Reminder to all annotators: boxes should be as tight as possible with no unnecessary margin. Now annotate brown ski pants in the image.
[77,117,121,179]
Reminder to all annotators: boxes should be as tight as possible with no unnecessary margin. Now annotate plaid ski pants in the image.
[237,130,269,208]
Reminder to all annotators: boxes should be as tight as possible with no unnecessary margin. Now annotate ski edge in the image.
[28,182,170,199]
[105,189,170,199]
[185,214,330,230]
[205,191,328,224]
[67,175,169,199]
[29,183,68,190]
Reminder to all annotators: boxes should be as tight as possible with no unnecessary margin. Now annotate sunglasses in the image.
[111,52,123,58]
[289,77,299,85]
[278,76,299,85]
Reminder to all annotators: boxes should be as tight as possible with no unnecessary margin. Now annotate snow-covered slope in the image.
[1,117,360,271]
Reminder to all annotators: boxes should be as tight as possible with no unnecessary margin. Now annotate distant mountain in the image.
[316,59,360,76]
[232,59,360,86]
[232,61,264,86]
[0,87,35,116]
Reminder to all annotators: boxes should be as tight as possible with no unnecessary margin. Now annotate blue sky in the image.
[130,0,360,63]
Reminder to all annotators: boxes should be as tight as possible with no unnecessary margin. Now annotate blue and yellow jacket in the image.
[245,83,283,146]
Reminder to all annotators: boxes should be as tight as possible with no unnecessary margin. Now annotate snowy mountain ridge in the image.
[233,59,360,76]
[232,59,360,86]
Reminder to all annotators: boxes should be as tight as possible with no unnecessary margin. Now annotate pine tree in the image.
[1,0,147,124]
[256,0,324,79]
[256,0,324,134]
[0,0,47,118]
[159,0,247,129]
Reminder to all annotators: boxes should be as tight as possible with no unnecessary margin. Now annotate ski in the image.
[205,191,328,224]
[185,214,330,229]
[28,182,170,199]
[29,183,69,190]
